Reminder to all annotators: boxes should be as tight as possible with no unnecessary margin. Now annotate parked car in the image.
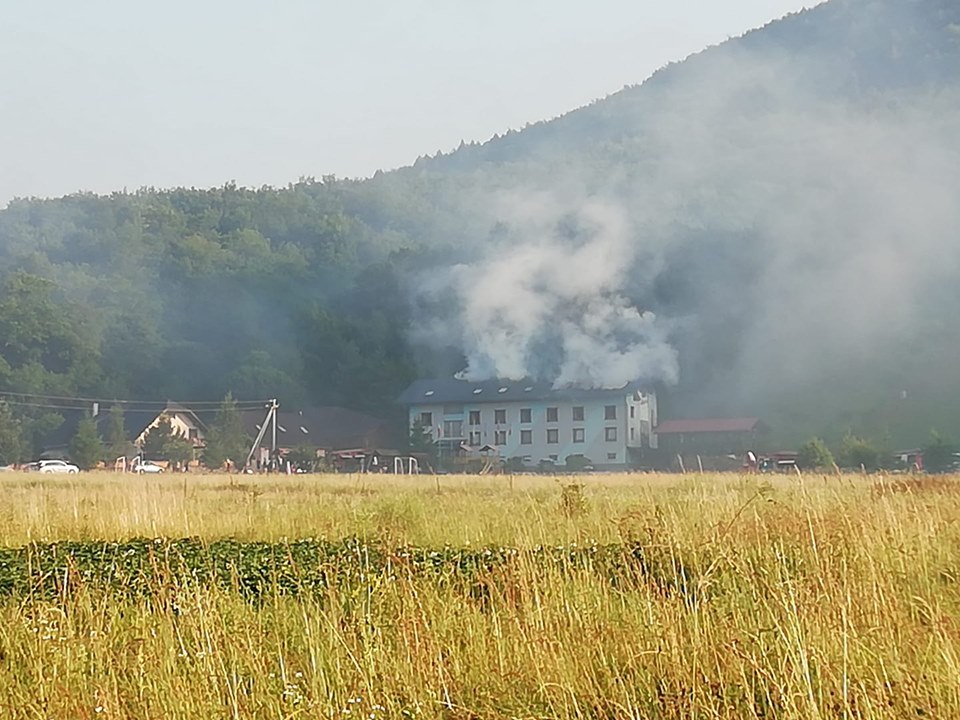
[133,460,164,474]
[32,459,80,474]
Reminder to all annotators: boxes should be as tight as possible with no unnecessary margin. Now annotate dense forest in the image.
[1,0,959,456]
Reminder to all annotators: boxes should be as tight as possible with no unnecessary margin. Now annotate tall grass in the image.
[0,471,958,718]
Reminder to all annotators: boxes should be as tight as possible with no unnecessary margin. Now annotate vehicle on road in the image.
[132,460,164,474]
[32,459,80,474]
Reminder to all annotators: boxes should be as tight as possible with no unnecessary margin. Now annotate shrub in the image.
[564,454,593,472]
[837,433,880,471]
[923,431,958,473]
[797,438,834,470]
[505,457,527,473]
[69,417,103,470]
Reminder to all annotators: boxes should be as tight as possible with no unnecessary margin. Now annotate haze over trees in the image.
[0,0,958,454]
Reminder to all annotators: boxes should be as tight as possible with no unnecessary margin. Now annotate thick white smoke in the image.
[420,197,678,388]
[409,0,960,441]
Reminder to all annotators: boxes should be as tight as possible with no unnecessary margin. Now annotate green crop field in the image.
[0,471,958,719]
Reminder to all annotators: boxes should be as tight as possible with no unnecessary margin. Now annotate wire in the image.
[0,400,98,411]
[0,392,274,410]
[0,391,272,407]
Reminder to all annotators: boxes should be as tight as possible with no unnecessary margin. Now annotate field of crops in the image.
[0,471,958,719]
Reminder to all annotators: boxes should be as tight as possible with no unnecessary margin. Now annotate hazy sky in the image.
[1,1,818,206]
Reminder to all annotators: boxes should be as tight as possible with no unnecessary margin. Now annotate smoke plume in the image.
[410,0,960,442]
[417,197,678,388]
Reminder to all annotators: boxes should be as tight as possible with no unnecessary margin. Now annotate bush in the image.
[537,458,557,473]
[923,431,958,473]
[837,433,880,471]
[564,454,593,472]
[69,417,103,470]
[505,457,527,473]
[797,438,834,470]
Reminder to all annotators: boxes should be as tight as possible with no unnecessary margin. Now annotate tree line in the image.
[0,394,252,470]
[1,0,959,459]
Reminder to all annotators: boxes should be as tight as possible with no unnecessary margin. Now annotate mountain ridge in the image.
[0,0,958,458]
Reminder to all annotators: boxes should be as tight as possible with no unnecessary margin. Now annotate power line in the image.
[0,391,274,410]
[0,399,99,411]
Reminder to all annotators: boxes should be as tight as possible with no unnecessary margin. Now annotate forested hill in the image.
[1,0,959,455]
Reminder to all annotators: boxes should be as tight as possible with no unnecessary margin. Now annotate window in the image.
[630,427,636,441]
[469,431,481,446]
[443,420,464,438]
[607,452,618,461]
[547,429,559,444]
[572,428,585,443]
[495,409,507,424]
[469,410,481,426]
[547,407,559,423]
[573,406,584,422]
[520,430,532,445]
[419,412,433,427]
[630,406,635,419]
[520,408,532,424]
[605,405,617,420]
[605,427,617,442]
[494,430,508,445]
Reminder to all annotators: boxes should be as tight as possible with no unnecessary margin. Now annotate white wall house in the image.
[398,377,658,469]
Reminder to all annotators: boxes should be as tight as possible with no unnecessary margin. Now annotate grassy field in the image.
[0,471,958,718]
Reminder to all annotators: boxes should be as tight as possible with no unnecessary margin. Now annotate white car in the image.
[35,459,80,474]
[133,460,164,474]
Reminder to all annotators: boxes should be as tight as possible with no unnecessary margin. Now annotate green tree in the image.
[140,415,195,466]
[18,412,65,462]
[407,418,438,469]
[286,446,318,472]
[0,401,24,466]
[203,393,250,469]
[141,416,174,460]
[837,433,881,471]
[104,404,133,461]
[296,267,416,415]
[923,431,957,473]
[164,434,195,467]
[0,272,100,391]
[69,417,103,470]
[796,438,835,471]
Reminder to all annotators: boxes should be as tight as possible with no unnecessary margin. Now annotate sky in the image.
[1,0,818,207]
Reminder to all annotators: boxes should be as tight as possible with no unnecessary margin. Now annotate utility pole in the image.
[270,398,279,469]
[243,399,280,471]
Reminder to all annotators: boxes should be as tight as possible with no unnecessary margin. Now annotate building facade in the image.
[398,378,657,469]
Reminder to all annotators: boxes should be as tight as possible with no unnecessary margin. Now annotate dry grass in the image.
[0,471,959,718]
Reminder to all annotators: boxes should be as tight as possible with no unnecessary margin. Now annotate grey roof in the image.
[397,377,649,405]
[239,406,392,450]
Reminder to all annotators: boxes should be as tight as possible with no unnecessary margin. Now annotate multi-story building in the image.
[397,377,657,469]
